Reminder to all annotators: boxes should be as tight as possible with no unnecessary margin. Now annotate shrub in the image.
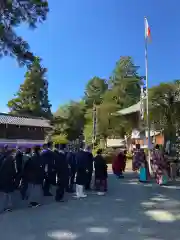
[52,134,68,144]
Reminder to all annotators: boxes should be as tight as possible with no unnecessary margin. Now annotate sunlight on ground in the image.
[86,227,110,234]
[141,201,157,207]
[47,230,80,240]
[145,210,176,222]
[162,185,180,190]
[151,196,170,202]
[128,182,139,185]
[115,198,124,202]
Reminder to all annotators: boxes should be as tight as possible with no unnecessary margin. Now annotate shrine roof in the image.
[115,101,141,116]
[0,113,51,128]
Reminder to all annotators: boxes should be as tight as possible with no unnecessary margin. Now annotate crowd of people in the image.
[0,141,174,213]
[132,144,172,185]
[0,143,108,213]
[111,143,174,185]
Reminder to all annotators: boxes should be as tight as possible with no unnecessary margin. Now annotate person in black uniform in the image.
[0,149,17,212]
[84,146,94,190]
[54,144,69,202]
[41,142,55,196]
[75,148,88,198]
[14,146,23,188]
[23,146,44,207]
[66,149,77,192]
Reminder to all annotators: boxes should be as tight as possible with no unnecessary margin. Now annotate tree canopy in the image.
[7,57,52,118]
[0,0,48,65]
[84,77,108,107]
[52,56,144,144]
[6,53,180,147]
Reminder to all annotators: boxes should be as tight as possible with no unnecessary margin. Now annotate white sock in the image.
[75,184,80,198]
[79,185,87,198]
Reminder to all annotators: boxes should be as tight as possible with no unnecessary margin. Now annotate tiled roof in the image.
[0,113,51,128]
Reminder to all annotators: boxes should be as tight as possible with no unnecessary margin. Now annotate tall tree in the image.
[83,109,93,145]
[109,56,143,108]
[84,77,108,108]
[149,81,180,146]
[7,57,52,118]
[54,101,85,141]
[0,0,48,65]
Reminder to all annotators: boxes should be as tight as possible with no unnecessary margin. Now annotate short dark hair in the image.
[43,143,48,149]
[47,142,53,148]
[155,144,160,149]
[60,144,66,150]
[96,149,103,155]
[54,144,59,149]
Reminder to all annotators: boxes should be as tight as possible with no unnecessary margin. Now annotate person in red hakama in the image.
[112,151,126,178]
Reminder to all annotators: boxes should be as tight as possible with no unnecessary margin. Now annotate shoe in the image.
[3,208,12,212]
[29,202,41,208]
[97,192,105,196]
[44,192,53,197]
[80,194,87,198]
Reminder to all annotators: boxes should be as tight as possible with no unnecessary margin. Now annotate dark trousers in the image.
[69,171,76,191]
[56,180,65,201]
[85,170,93,190]
[43,177,51,195]
[95,179,107,192]
[20,179,28,200]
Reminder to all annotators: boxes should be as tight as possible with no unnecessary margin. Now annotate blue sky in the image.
[0,0,180,113]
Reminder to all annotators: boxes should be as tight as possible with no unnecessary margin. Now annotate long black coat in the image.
[41,149,56,185]
[0,154,16,193]
[75,151,87,185]
[94,155,108,180]
[84,151,94,172]
[15,150,23,174]
[54,150,69,186]
[23,153,44,185]
[66,152,76,173]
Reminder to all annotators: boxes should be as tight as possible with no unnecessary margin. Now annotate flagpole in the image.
[92,102,97,149]
[144,17,151,171]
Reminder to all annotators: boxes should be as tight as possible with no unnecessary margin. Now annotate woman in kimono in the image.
[132,144,146,171]
[133,145,149,181]
[151,144,168,185]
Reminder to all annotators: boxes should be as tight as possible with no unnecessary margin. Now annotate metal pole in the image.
[144,17,151,171]
[92,102,97,149]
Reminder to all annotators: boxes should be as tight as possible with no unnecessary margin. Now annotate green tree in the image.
[97,102,125,143]
[109,56,143,108]
[7,57,52,118]
[0,0,48,65]
[149,81,180,148]
[84,109,93,145]
[54,101,85,141]
[84,77,108,107]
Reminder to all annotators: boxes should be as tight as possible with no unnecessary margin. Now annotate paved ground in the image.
[1,171,180,240]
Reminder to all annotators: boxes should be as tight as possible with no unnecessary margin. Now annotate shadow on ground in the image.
[0,172,180,239]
